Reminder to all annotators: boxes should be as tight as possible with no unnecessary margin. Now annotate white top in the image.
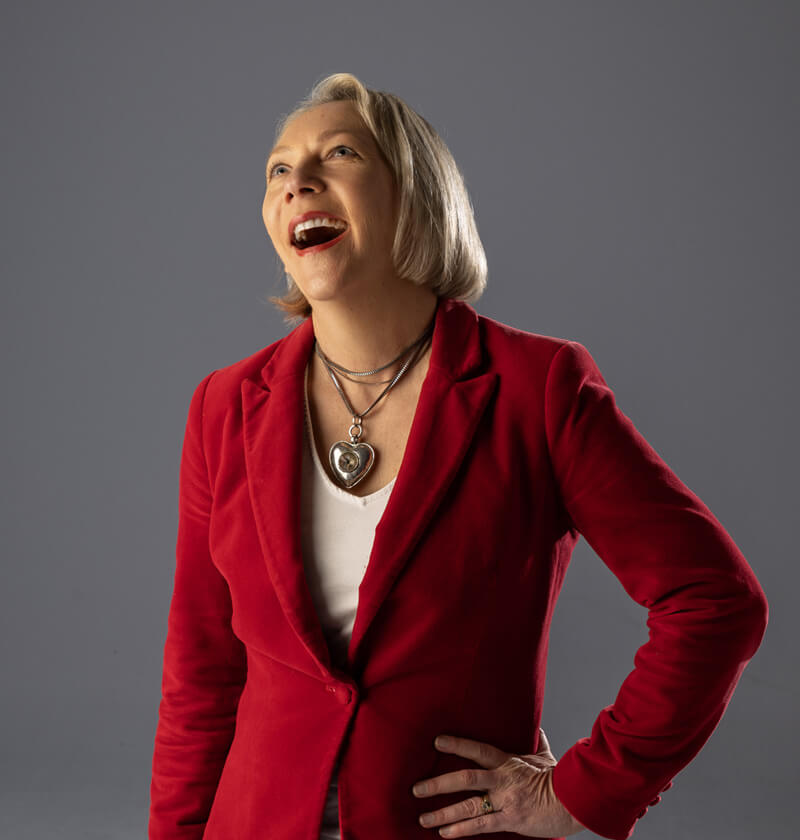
[299,365,396,839]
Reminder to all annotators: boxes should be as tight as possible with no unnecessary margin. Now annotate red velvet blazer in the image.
[148,296,768,840]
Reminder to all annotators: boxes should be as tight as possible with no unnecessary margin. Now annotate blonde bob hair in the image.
[266,72,487,323]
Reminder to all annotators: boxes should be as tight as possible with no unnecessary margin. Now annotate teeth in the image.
[293,216,347,242]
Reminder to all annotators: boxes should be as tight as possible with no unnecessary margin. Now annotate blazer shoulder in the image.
[188,332,289,417]
[476,311,577,375]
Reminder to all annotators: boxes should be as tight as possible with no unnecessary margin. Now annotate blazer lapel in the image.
[348,300,498,668]
[241,297,498,678]
[241,317,327,675]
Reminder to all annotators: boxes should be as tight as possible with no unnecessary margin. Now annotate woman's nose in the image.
[284,164,324,198]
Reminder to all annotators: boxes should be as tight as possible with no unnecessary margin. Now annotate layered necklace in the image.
[313,316,435,489]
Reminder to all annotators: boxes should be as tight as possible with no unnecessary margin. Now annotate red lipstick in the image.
[288,210,349,256]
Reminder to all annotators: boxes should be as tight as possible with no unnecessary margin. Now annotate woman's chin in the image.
[293,275,357,306]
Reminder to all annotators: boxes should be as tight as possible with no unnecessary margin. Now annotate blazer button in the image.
[325,684,353,705]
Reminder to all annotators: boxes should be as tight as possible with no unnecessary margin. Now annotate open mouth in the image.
[291,223,349,254]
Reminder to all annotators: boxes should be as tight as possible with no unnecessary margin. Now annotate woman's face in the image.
[262,100,400,306]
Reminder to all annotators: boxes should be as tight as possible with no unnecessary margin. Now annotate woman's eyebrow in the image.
[268,129,368,161]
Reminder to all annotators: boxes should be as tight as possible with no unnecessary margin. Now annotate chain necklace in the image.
[313,318,434,489]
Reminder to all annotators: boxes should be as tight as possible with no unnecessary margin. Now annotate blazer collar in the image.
[241,297,498,679]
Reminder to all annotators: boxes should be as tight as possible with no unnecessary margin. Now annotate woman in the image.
[148,73,768,840]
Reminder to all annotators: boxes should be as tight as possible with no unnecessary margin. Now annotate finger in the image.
[425,809,507,837]
[535,728,556,764]
[537,727,551,754]
[434,735,509,769]
[413,766,495,799]
[419,791,500,829]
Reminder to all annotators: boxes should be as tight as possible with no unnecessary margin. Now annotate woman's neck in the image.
[308,285,439,377]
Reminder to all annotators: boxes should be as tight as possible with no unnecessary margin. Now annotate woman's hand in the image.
[412,728,587,837]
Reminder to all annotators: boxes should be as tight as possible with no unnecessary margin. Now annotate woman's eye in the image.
[268,147,355,180]
[269,163,287,178]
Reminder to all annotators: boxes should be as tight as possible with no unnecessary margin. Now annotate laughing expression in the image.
[262,100,400,305]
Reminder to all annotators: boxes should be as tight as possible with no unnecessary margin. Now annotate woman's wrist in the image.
[545,768,587,834]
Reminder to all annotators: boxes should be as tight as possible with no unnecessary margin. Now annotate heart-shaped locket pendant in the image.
[329,440,376,488]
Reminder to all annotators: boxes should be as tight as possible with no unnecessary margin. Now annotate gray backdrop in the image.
[2,1,796,837]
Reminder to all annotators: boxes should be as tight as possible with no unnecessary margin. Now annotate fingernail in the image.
[419,812,434,826]
[435,735,451,749]
[413,783,427,796]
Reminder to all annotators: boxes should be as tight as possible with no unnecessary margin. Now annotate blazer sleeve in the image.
[545,341,768,840]
[148,371,248,840]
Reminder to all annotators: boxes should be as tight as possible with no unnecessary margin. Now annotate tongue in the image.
[300,226,343,248]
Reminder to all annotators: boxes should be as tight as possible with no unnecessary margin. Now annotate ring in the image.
[480,793,494,814]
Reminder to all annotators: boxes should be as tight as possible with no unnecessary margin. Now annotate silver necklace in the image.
[314,319,434,489]
[320,348,404,385]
